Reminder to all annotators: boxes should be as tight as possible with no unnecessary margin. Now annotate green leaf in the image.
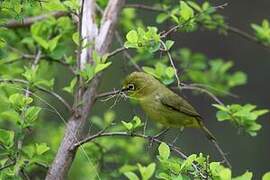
[228,72,247,87]
[104,111,115,126]
[121,121,133,131]
[0,110,20,124]
[156,13,169,23]
[216,111,230,121]
[165,67,175,78]
[144,163,156,180]
[158,142,170,160]
[126,30,138,43]
[180,154,197,171]
[33,35,49,49]
[219,168,231,180]
[25,106,41,124]
[0,38,6,48]
[48,35,62,52]
[165,40,174,50]
[132,116,142,129]
[142,67,159,78]
[94,62,112,74]
[72,32,80,45]
[35,143,50,155]
[9,93,33,108]
[262,172,270,180]
[124,172,139,180]
[232,171,252,180]
[180,1,194,21]
[63,78,77,94]
[80,64,95,82]
[187,1,202,12]
[212,104,228,112]
[0,129,14,148]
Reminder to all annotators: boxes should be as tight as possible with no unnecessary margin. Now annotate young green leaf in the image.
[63,77,77,94]
[158,142,170,160]
[121,121,133,131]
[36,143,50,155]
[0,129,14,148]
[262,172,270,180]
[124,172,140,180]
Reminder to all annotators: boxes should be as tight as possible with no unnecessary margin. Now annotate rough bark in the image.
[45,0,125,179]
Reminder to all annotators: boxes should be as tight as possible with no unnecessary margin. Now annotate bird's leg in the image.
[149,128,170,147]
[171,127,184,145]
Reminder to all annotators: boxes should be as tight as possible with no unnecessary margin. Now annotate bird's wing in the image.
[160,92,201,119]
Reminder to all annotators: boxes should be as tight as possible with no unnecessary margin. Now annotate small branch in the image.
[160,3,228,38]
[125,4,166,12]
[114,31,142,71]
[2,11,68,28]
[0,79,72,111]
[107,46,128,59]
[178,84,224,105]
[227,25,270,50]
[72,131,206,178]
[0,161,16,171]
[3,45,76,74]
[160,40,181,89]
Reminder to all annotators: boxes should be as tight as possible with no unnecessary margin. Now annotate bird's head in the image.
[122,72,160,99]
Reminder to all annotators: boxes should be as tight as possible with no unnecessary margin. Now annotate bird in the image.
[122,71,231,168]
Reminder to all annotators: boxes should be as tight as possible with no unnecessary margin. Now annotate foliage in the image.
[0,0,269,179]
[213,104,269,136]
[176,48,247,95]
[251,19,270,46]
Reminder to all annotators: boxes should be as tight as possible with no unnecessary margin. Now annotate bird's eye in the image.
[127,83,135,91]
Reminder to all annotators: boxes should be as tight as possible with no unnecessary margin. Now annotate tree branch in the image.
[45,0,125,179]
[107,46,127,59]
[0,161,16,171]
[0,79,72,112]
[125,4,166,12]
[72,131,206,179]
[1,11,68,28]
[227,25,270,50]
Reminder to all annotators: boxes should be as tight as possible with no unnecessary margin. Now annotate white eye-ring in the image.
[127,83,135,91]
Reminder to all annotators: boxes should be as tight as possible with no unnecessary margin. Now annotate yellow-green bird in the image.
[122,71,231,168]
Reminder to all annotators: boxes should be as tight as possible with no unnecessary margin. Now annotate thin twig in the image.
[160,40,181,89]
[125,4,166,12]
[2,11,68,28]
[0,79,72,111]
[190,83,238,98]
[227,26,270,50]
[0,161,16,171]
[160,3,228,38]
[107,46,128,59]
[114,31,142,71]
[179,84,224,105]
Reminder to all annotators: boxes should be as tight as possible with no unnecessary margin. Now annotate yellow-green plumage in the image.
[123,71,201,128]
[122,71,231,168]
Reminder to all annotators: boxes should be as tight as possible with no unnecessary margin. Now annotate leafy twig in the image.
[0,79,72,111]
[0,161,16,171]
[72,131,206,178]
[160,40,181,89]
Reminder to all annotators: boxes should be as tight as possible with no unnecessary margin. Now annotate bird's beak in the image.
[121,87,129,92]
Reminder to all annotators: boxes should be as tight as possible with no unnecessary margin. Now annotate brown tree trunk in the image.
[45,0,125,179]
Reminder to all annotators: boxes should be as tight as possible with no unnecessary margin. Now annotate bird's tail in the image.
[197,120,232,169]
